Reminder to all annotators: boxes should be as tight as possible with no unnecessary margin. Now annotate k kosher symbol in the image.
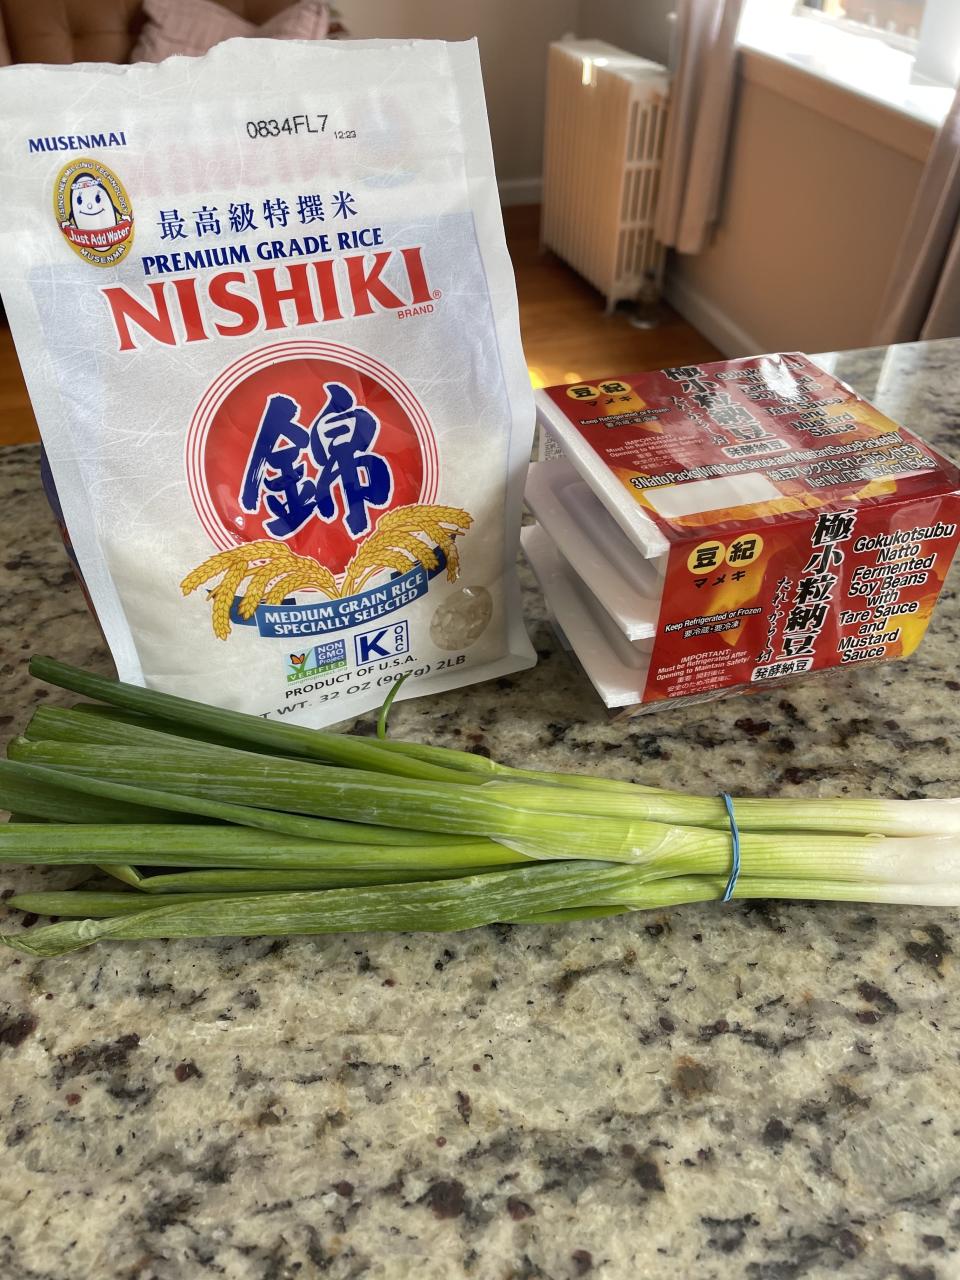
[354,620,410,665]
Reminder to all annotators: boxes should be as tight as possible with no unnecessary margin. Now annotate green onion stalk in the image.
[19,683,960,839]
[11,738,960,861]
[5,865,960,957]
[1,657,958,955]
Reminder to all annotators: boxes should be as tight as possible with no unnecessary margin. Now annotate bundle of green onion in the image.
[1,657,958,956]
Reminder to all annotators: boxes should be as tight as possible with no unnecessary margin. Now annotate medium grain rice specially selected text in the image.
[0,38,535,725]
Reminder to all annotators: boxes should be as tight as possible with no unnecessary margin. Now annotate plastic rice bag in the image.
[0,38,535,724]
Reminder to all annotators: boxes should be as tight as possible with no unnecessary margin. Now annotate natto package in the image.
[528,354,960,714]
[0,39,535,724]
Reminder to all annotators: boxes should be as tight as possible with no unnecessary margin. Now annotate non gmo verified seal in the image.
[53,156,134,267]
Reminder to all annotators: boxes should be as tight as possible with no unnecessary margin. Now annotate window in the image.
[740,0,959,124]
[797,2,926,44]
[794,0,960,85]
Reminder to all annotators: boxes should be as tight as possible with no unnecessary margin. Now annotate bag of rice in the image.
[0,38,535,724]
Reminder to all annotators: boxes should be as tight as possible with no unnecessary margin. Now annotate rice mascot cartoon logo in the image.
[72,176,118,230]
[53,157,134,266]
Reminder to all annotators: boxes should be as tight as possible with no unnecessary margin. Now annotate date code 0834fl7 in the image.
[245,115,356,140]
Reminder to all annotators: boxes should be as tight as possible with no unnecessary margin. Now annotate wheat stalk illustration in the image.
[340,504,472,596]
[181,541,337,640]
[181,504,472,640]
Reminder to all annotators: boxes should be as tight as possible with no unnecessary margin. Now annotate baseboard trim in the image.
[665,269,764,358]
[498,176,543,207]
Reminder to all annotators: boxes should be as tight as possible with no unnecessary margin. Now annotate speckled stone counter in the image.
[2,339,960,1280]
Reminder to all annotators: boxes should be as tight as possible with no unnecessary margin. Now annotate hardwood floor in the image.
[505,204,721,388]
[0,324,36,447]
[0,205,720,447]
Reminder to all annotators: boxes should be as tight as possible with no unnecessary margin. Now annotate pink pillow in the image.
[131,0,330,63]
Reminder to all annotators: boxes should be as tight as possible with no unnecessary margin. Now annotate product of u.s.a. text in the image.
[0,38,535,724]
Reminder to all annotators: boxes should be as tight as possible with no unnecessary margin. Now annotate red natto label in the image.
[186,340,439,576]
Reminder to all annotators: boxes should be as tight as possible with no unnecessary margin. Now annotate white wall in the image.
[336,1,673,201]
[577,0,675,66]
[667,54,932,354]
[337,0,579,200]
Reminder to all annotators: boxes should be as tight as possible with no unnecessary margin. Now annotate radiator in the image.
[541,39,670,313]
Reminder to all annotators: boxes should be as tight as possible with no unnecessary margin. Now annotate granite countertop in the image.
[2,338,960,1280]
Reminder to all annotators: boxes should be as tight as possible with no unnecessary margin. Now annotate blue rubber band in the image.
[720,792,741,903]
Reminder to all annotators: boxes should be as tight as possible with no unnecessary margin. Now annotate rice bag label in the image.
[0,39,536,725]
[180,340,449,641]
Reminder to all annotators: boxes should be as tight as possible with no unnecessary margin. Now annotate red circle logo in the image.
[186,341,438,577]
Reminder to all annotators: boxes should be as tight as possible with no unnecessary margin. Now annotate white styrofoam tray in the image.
[525,459,664,641]
[521,524,650,709]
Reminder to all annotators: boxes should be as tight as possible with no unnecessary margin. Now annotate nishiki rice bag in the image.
[0,38,536,725]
